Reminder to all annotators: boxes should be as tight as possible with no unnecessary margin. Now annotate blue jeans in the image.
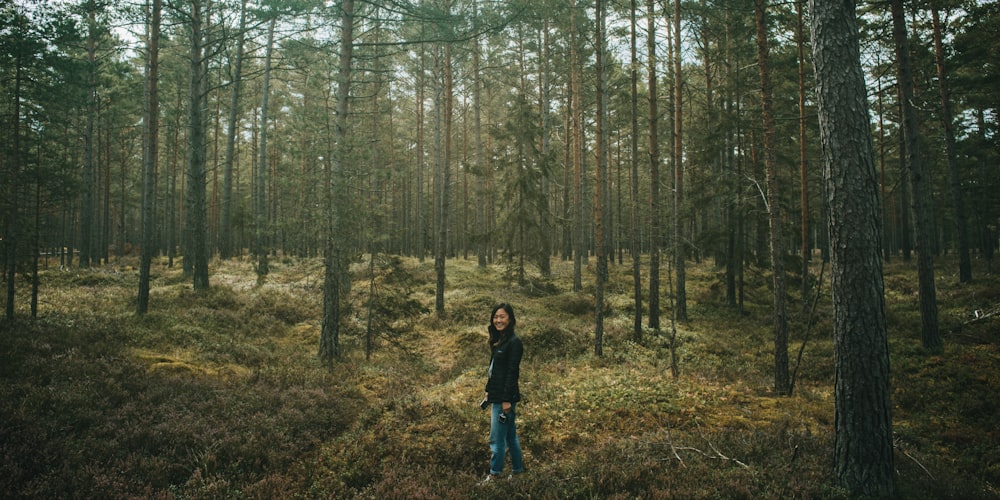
[489,403,524,475]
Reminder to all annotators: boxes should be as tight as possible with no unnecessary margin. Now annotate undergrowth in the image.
[0,255,997,498]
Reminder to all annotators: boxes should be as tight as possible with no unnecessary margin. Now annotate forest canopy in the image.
[2,0,996,291]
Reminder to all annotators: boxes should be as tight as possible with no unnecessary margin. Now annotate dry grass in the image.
[1,254,998,498]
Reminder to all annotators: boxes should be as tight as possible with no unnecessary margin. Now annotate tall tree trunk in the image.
[724,9,739,310]
[80,6,98,268]
[516,30,529,282]
[672,0,687,322]
[571,0,585,292]
[538,21,553,278]
[877,73,892,262]
[118,133,127,263]
[973,110,995,272]
[186,0,210,290]
[594,0,609,357]
[32,178,40,318]
[5,41,24,319]
[320,0,355,365]
[931,2,971,283]
[435,32,453,316]
[809,0,894,495]
[647,0,661,330]
[796,0,811,311]
[562,100,573,261]
[474,0,486,269]
[897,99,911,262]
[255,17,277,281]
[101,114,111,264]
[416,23,427,262]
[168,113,179,267]
[701,2,722,268]
[138,0,161,315]
[891,0,941,352]
[630,0,643,341]
[219,0,246,261]
[755,0,789,395]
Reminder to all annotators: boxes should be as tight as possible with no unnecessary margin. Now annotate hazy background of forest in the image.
[1,255,998,498]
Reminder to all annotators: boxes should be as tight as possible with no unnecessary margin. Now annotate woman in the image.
[482,303,524,481]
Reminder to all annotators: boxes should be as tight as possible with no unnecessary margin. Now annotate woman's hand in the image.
[502,402,512,413]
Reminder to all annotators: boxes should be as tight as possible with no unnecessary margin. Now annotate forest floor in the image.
[0,254,998,498]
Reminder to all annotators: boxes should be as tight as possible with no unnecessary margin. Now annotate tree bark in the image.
[474,0,487,269]
[796,0,811,312]
[255,17,277,281]
[630,0,643,341]
[538,20,553,278]
[219,0,246,261]
[672,0,687,322]
[931,2,972,283]
[138,0,161,315]
[320,0,356,365]
[809,0,895,495]
[570,0,585,293]
[891,0,941,352]
[416,16,427,262]
[80,5,99,268]
[569,0,587,292]
[647,0,661,330]
[5,31,24,319]
[185,0,210,290]
[434,0,453,317]
[594,0,608,357]
[755,0,789,395]
[724,9,740,311]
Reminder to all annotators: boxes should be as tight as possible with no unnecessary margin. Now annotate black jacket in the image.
[485,333,522,403]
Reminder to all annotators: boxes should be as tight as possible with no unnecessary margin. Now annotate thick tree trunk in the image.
[809,0,895,495]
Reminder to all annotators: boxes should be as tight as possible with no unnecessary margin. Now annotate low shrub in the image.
[1,256,996,498]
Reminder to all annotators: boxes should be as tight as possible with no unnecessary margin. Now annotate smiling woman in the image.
[481,302,525,482]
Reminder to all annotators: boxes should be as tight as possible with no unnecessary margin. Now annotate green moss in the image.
[1,255,996,498]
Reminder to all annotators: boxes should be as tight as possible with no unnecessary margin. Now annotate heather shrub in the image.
[1,256,996,498]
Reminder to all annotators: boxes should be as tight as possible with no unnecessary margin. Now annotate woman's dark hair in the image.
[488,303,516,347]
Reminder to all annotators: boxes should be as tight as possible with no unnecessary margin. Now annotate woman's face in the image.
[493,309,511,332]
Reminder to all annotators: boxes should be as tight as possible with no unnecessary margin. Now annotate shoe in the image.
[479,474,500,485]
